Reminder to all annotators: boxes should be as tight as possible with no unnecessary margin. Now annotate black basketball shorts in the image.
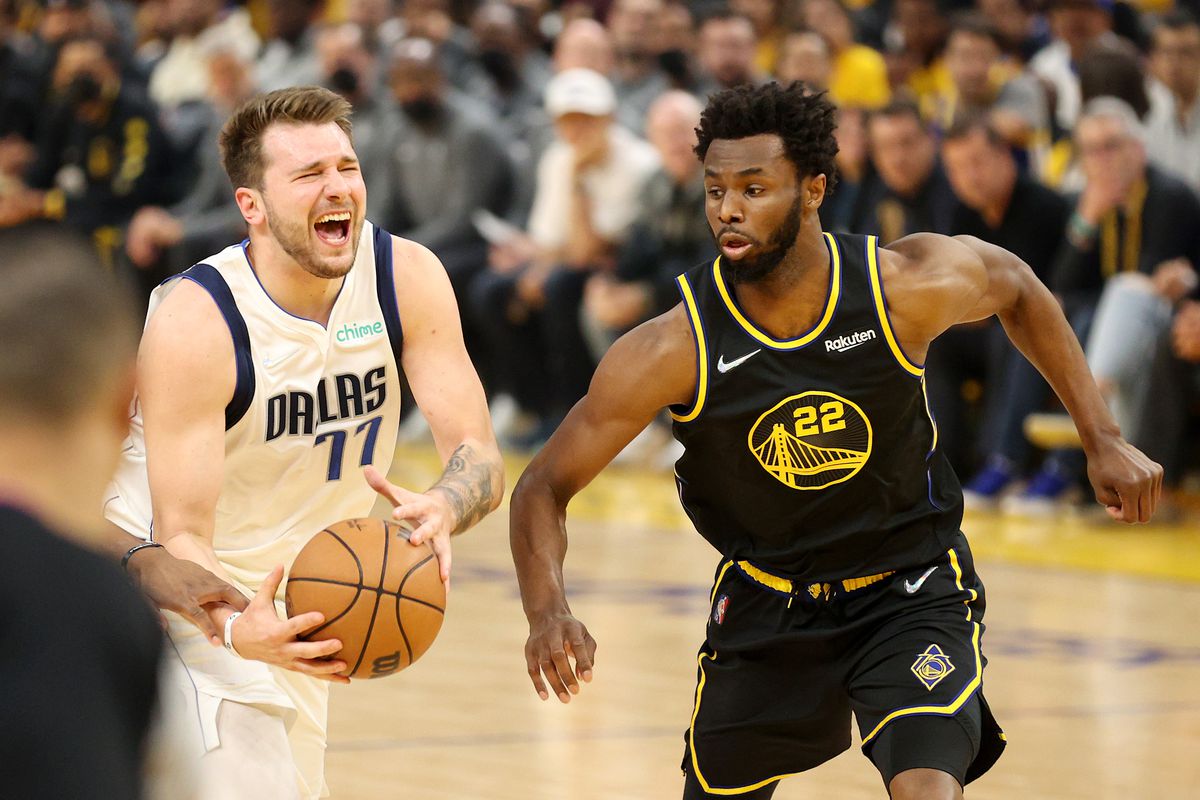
[682,531,1006,794]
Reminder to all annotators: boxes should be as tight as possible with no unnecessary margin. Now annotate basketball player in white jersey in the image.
[104,87,504,798]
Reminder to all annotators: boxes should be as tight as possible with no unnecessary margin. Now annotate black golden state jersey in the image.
[670,232,963,580]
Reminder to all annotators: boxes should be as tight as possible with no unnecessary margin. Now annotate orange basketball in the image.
[285,518,446,679]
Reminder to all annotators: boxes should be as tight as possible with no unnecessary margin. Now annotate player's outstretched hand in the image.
[228,565,351,684]
[524,612,597,704]
[1085,433,1164,523]
[364,465,453,588]
[125,544,249,645]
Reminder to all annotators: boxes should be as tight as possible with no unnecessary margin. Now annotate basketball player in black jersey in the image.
[510,83,1162,799]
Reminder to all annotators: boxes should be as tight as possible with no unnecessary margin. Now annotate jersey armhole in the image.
[372,224,405,367]
[177,264,255,430]
[669,273,708,423]
[864,235,925,378]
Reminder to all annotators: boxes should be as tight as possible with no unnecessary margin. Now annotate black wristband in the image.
[121,541,164,572]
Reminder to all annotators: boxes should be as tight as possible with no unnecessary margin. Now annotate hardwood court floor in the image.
[324,445,1200,799]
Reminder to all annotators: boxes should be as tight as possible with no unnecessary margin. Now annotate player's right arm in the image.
[510,304,697,703]
[139,281,348,681]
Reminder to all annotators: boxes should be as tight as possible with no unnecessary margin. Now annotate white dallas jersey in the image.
[106,221,404,583]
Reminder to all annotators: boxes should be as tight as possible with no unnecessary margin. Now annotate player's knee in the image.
[888,768,962,800]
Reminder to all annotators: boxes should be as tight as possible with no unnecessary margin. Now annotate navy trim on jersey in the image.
[238,239,348,330]
[372,224,404,366]
[179,264,255,430]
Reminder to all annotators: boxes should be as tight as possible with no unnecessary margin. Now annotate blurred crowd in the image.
[0,0,1197,516]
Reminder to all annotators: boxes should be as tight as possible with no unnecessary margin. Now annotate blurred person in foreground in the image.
[932,115,1069,497]
[470,68,659,445]
[0,232,162,800]
[1009,98,1200,512]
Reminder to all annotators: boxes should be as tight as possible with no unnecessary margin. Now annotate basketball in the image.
[285,518,446,679]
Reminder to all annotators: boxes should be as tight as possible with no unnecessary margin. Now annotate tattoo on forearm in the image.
[430,443,501,534]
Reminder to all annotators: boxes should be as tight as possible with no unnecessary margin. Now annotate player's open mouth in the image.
[719,233,753,259]
[314,211,352,246]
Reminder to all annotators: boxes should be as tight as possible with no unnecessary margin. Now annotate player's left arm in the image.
[884,233,1163,523]
[364,237,504,583]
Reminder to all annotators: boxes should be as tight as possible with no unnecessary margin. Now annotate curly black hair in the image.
[694,82,839,195]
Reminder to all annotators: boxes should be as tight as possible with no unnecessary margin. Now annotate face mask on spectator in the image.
[64,72,102,108]
[479,49,520,91]
[329,67,359,98]
[657,49,690,82]
[401,96,441,123]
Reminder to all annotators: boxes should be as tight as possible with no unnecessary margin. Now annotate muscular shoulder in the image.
[140,277,235,406]
[877,233,990,344]
[593,302,696,411]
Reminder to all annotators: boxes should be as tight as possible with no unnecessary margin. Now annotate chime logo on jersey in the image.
[265,365,387,441]
[747,390,872,490]
[911,643,955,690]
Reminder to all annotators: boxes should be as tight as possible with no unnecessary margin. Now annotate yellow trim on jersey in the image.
[737,560,894,597]
[860,546,982,746]
[711,232,842,350]
[710,560,735,605]
[865,236,924,377]
[920,375,939,453]
[671,273,709,423]
[690,651,809,794]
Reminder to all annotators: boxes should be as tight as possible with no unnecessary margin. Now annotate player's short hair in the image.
[219,86,354,190]
[0,227,138,421]
[694,81,840,194]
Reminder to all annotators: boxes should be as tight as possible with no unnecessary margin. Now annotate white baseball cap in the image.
[544,68,616,118]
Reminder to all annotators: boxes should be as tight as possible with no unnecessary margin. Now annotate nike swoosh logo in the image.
[904,565,938,594]
[717,349,761,373]
[263,348,301,369]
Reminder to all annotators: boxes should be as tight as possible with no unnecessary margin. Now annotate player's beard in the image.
[262,195,362,280]
[721,192,805,286]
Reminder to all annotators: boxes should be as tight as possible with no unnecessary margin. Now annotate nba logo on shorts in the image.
[713,595,730,625]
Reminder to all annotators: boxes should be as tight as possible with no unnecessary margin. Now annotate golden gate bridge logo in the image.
[747,391,872,490]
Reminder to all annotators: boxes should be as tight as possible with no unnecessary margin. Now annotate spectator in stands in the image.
[469,68,659,446]
[976,0,1054,62]
[0,0,48,157]
[2,36,181,273]
[852,101,957,242]
[1013,98,1200,511]
[655,1,699,91]
[695,8,764,95]
[580,90,710,356]
[347,0,401,56]
[467,0,552,124]
[607,0,669,135]
[774,30,832,92]
[1146,10,1200,191]
[933,114,1070,495]
[146,0,257,112]
[553,16,615,75]
[1029,0,1117,133]
[256,0,323,92]
[934,13,1048,144]
[384,38,513,314]
[125,43,256,279]
[802,0,890,110]
[887,0,952,108]
[317,22,396,224]
[732,0,786,75]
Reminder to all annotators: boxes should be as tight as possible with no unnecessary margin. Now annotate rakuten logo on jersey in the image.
[824,329,878,353]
